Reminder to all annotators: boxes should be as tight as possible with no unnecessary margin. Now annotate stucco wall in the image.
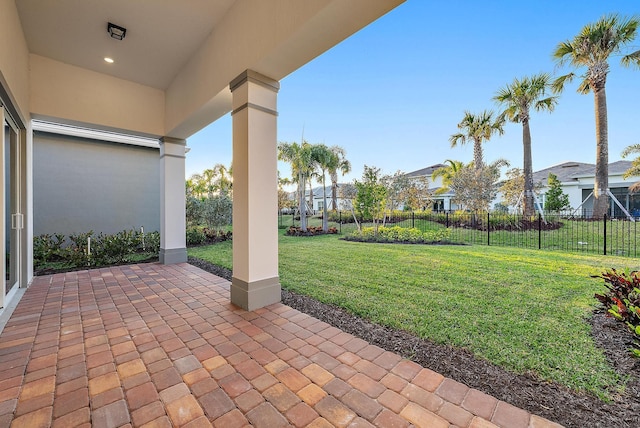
[33,132,159,237]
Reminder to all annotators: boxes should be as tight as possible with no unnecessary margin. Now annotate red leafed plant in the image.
[593,269,640,358]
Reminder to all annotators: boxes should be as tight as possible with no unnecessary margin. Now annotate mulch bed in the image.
[188,257,640,428]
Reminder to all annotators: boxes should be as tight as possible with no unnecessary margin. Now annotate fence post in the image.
[446,212,449,228]
[339,211,342,234]
[538,213,542,250]
[487,212,490,246]
[603,214,607,256]
[412,212,415,228]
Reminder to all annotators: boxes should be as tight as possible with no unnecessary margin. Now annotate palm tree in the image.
[311,144,334,232]
[212,163,233,197]
[552,14,640,218]
[328,146,351,212]
[494,73,558,216]
[621,144,640,192]
[278,141,314,232]
[431,159,464,195]
[450,110,505,169]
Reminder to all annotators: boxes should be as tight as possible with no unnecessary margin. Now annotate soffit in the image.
[15,0,235,90]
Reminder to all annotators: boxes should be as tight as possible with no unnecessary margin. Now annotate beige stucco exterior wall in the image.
[165,0,403,139]
[0,0,30,121]
[29,55,165,137]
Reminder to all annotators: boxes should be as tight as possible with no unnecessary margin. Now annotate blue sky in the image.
[186,1,640,185]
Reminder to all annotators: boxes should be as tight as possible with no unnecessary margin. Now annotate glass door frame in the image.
[0,103,24,310]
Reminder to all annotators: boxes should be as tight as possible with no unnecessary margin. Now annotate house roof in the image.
[532,160,633,185]
[405,164,447,178]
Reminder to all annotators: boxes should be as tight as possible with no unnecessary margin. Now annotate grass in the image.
[188,229,636,399]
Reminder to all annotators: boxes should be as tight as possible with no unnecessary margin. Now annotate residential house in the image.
[0,0,405,311]
[405,164,462,211]
[533,160,639,217]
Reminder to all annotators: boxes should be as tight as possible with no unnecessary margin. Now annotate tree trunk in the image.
[522,119,535,217]
[592,85,609,219]
[322,175,328,232]
[308,181,314,215]
[473,138,483,170]
[299,173,307,232]
[331,179,338,212]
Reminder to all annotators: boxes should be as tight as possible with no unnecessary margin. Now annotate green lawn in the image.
[188,230,636,399]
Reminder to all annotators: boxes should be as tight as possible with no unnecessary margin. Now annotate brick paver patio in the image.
[0,263,562,427]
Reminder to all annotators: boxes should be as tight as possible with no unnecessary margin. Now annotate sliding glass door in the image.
[1,106,22,309]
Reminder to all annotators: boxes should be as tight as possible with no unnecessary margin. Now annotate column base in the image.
[231,276,281,311]
[159,248,187,264]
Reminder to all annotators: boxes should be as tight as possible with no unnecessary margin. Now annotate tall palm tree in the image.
[328,146,351,212]
[278,141,314,231]
[431,159,464,195]
[494,73,558,216]
[450,110,505,169]
[552,14,640,218]
[311,144,334,232]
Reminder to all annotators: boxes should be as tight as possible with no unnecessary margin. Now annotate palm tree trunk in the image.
[473,138,483,169]
[331,178,338,212]
[299,173,307,232]
[322,175,328,232]
[593,85,609,218]
[522,119,535,217]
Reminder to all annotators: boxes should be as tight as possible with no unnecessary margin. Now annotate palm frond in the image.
[622,49,640,68]
[551,73,575,93]
[449,133,465,148]
[576,78,591,94]
[621,144,640,158]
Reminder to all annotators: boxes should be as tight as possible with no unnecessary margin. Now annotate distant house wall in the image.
[33,132,160,237]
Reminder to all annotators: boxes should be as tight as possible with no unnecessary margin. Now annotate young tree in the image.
[544,173,571,212]
[499,168,525,209]
[338,183,360,231]
[383,171,431,213]
[449,160,507,212]
[354,166,388,236]
[450,110,505,170]
[553,14,640,217]
[494,73,558,216]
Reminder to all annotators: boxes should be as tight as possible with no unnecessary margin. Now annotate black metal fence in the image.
[279,210,640,257]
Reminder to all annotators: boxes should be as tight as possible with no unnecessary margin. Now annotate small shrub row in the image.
[594,269,640,358]
[345,226,452,244]
[186,227,232,246]
[34,229,160,269]
[286,226,338,236]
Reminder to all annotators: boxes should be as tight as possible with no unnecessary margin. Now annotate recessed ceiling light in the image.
[104,57,114,63]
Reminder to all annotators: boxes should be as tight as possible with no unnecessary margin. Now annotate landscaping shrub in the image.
[33,233,65,264]
[34,228,161,273]
[594,269,640,358]
[347,226,451,244]
[286,226,338,236]
[186,227,207,246]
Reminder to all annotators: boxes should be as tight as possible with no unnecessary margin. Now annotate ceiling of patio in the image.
[15,0,235,89]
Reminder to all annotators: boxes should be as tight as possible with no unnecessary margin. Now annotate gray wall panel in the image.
[34,132,160,237]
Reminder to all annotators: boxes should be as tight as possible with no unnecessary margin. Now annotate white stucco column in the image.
[229,70,280,311]
[159,137,187,264]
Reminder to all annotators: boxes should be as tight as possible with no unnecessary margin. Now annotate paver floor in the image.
[0,263,562,428]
